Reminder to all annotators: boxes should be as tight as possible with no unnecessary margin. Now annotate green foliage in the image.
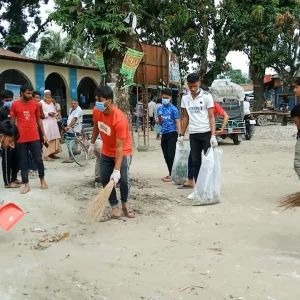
[37,30,98,66]
[0,0,50,53]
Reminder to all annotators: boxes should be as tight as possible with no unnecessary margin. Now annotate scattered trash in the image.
[158,259,164,262]
[39,232,71,243]
[31,228,47,233]
[179,285,203,292]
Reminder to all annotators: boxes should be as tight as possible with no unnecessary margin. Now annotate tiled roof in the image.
[0,48,31,60]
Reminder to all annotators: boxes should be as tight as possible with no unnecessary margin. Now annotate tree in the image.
[0,0,51,53]
[219,0,300,110]
[52,0,134,112]
[37,30,98,66]
[219,69,251,85]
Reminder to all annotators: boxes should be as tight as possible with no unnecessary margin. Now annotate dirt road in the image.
[1,126,300,300]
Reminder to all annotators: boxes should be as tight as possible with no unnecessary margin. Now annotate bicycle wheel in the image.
[68,139,88,167]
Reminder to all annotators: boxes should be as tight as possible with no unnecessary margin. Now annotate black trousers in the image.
[18,140,45,184]
[190,132,211,182]
[161,131,178,176]
[100,154,132,207]
[1,147,19,186]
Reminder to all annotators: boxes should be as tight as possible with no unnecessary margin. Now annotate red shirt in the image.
[10,99,41,143]
[214,102,226,116]
[93,106,132,157]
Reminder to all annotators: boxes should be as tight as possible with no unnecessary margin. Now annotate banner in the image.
[120,48,144,88]
[169,52,180,86]
[95,47,106,75]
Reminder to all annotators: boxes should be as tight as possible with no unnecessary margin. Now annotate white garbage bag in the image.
[193,148,223,205]
[171,141,190,185]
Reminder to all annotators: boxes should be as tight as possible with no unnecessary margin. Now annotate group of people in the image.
[0,84,84,194]
[155,74,229,199]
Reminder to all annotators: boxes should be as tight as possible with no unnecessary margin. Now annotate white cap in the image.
[44,89,51,94]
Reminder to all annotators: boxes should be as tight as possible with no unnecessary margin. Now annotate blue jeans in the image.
[100,154,132,207]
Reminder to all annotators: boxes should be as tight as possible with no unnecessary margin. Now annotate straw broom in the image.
[86,180,115,222]
[279,191,300,210]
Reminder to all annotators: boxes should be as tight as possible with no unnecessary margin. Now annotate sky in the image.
[17,0,251,75]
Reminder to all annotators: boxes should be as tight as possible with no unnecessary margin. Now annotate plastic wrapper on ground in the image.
[171,141,190,185]
[193,148,223,205]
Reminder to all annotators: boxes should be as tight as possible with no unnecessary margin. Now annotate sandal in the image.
[44,157,55,162]
[162,176,172,182]
[62,159,74,163]
[5,183,20,188]
[122,205,135,218]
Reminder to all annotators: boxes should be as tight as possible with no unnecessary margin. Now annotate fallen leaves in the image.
[30,233,71,250]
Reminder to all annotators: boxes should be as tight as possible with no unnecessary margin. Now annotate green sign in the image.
[96,47,106,75]
[120,48,144,88]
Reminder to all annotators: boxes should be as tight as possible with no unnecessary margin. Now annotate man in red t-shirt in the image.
[180,101,229,189]
[10,84,48,194]
[89,85,134,219]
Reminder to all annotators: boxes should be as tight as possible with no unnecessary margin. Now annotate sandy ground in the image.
[1,126,300,300]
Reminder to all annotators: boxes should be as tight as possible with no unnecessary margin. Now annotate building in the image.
[0,48,101,117]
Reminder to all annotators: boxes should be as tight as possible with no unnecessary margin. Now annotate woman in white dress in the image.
[40,90,62,161]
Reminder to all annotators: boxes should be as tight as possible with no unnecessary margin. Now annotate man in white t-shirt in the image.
[148,97,156,130]
[62,99,83,163]
[179,73,218,182]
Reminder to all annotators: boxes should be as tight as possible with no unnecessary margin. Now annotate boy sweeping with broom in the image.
[280,78,300,209]
[88,85,135,220]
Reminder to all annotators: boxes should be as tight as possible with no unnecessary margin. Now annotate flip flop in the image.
[122,206,135,218]
[62,159,74,163]
[162,176,172,182]
[178,185,193,189]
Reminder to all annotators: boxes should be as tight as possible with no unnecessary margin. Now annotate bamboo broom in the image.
[279,191,300,210]
[86,180,115,222]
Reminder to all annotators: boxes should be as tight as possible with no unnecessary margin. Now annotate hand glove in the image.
[88,143,95,158]
[178,134,184,145]
[110,169,121,186]
[210,135,218,148]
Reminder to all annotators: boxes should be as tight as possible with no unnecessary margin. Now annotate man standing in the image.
[180,101,228,190]
[10,84,48,194]
[62,99,83,163]
[89,85,134,220]
[0,90,20,188]
[148,97,156,131]
[157,88,181,182]
[179,73,218,184]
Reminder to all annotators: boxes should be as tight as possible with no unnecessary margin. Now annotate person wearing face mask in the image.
[0,91,21,188]
[89,85,134,220]
[179,73,217,190]
[157,88,181,182]
[62,99,83,163]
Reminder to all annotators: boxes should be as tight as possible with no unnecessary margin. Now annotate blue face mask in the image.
[192,88,201,95]
[3,101,12,108]
[95,101,107,112]
[162,98,170,106]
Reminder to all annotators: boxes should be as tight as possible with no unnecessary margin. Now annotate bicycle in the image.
[66,127,91,167]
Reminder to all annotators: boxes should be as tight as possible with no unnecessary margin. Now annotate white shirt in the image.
[181,89,214,133]
[67,106,83,133]
[148,101,156,117]
[243,101,250,115]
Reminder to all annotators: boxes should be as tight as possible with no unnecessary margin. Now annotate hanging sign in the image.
[120,48,144,88]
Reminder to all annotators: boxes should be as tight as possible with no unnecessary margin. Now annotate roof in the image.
[0,48,99,71]
[0,48,30,60]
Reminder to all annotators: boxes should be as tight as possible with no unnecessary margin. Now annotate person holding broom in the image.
[279,78,300,209]
[88,85,135,220]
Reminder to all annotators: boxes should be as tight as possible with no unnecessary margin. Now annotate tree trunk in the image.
[250,63,265,111]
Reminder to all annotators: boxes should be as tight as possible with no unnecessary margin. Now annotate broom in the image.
[278,191,300,210]
[86,180,115,222]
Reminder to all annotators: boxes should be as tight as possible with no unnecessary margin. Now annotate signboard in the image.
[4,84,21,101]
[120,48,144,88]
[169,52,180,86]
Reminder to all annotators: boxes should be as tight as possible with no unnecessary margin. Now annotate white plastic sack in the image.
[193,148,223,205]
[171,141,190,185]
[209,82,245,102]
